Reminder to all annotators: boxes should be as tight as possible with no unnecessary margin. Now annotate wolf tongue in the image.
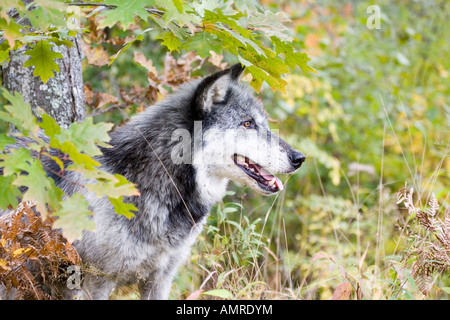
[274,177,284,191]
[254,165,284,191]
[257,166,275,181]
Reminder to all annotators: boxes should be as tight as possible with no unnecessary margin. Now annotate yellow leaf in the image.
[12,247,31,258]
[0,259,10,270]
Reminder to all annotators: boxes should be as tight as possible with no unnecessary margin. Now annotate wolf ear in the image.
[229,63,245,81]
[193,63,245,118]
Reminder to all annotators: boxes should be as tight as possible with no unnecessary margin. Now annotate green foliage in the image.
[0,0,312,90]
[173,0,449,300]
[52,193,95,242]
[23,40,63,84]
[0,89,138,240]
[99,0,151,30]
[1,0,448,300]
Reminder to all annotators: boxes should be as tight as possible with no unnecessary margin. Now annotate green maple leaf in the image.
[67,162,139,219]
[39,113,61,138]
[0,147,33,176]
[203,9,248,37]
[100,0,151,30]
[153,0,200,32]
[12,157,64,218]
[108,196,137,219]
[155,31,182,52]
[49,140,101,170]
[0,175,21,209]
[0,133,15,151]
[0,88,40,135]
[53,117,113,157]
[53,193,96,242]
[247,11,293,42]
[271,37,316,74]
[0,42,10,65]
[67,162,140,199]
[181,32,223,57]
[84,172,140,199]
[23,40,63,83]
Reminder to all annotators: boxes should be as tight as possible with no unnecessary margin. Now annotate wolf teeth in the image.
[268,178,276,186]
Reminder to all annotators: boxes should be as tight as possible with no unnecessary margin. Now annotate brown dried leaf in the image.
[0,201,81,299]
[84,84,94,107]
[81,42,109,67]
[208,51,227,70]
[134,52,158,76]
[96,92,119,109]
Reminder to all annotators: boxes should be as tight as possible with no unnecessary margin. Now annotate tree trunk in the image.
[2,36,85,128]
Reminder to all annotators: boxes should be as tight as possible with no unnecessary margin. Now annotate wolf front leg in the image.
[81,273,116,300]
[138,267,179,300]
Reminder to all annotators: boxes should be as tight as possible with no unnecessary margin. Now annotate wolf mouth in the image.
[233,154,283,193]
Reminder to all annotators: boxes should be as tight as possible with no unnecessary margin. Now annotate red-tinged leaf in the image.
[312,251,336,263]
[330,283,352,300]
[186,289,204,300]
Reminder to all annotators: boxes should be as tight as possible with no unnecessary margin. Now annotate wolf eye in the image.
[243,120,255,129]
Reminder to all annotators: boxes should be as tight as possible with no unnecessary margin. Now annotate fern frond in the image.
[427,193,439,217]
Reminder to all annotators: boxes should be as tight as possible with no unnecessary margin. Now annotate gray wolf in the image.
[2,64,305,299]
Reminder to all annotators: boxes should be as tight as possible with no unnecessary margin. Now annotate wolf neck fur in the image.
[98,84,227,241]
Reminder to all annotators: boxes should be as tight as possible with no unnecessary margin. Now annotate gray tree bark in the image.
[2,36,85,128]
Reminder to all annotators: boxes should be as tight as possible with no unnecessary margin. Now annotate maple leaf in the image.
[108,196,137,219]
[271,37,316,74]
[153,0,200,33]
[181,32,223,58]
[0,175,21,209]
[23,40,63,83]
[0,133,15,150]
[0,147,33,176]
[0,88,40,135]
[155,31,182,52]
[247,11,294,42]
[53,117,113,157]
[52,193,96,242]
[0,18,22,48]
[99,0,150,30]
[12,156,64,218]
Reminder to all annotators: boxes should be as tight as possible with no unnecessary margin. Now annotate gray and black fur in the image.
[1,64,305,299]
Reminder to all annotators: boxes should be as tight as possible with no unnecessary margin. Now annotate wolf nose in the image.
[290,151,306,169]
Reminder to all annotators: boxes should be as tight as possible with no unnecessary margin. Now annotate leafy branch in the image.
[0,89,139,241]
[0,0,314,90]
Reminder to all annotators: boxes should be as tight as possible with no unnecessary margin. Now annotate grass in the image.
[164,104,449,300]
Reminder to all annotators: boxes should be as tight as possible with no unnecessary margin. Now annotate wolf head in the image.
[191,64,305,196]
